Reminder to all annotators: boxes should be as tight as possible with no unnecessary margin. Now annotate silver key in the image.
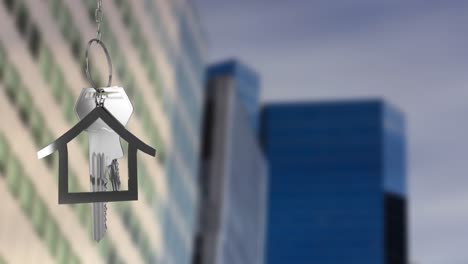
[75,87,133,241]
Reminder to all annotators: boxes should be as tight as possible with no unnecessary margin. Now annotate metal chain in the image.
[91,0,105,102]
[95,0,103,41]
[84,0,112,94]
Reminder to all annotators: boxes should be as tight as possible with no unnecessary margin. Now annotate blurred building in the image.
[0,0,205,263]
[193,61,267,264]
[261,100,407,264]
[206,60,260,131]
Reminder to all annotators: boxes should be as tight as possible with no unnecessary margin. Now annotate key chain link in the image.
[94,88,105,107]
[95,0,103,41]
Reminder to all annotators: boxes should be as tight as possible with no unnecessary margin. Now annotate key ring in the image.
[85,38,112,89]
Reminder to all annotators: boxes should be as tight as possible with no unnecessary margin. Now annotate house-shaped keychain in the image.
[37,35,156,205]
[37,102,156,204]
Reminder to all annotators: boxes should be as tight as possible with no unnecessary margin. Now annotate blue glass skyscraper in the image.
[193,60,267,264]
[206,59,260,131]
[261,100,407,264]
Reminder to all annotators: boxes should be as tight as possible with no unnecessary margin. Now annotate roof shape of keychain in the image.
[36,0,156,205]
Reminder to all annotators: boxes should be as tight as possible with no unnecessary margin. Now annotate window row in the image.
[175,61,203,135]
[47,0,83,63]
[0,42,56,168]
[171,107,198,176]
[0,0,42,59]
[114,203,158,263]
[166,157,196,232]
[0,133,81,264]
[113,0,165,107]
[0,41,83,170]
[179,14,205,83]
[143,0,176,66]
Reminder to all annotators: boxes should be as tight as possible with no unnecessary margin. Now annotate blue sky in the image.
[194,0,468,263]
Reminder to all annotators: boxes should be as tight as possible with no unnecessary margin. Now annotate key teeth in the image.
[104,203,107,232]
[103,167,108,235]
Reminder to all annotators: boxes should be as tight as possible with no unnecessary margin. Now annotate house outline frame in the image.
[37,106,156,204]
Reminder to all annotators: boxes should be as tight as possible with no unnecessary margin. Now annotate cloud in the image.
[195,0,468,263]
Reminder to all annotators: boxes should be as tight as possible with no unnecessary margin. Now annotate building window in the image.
[140,238,150,262]
[56,240,70,264]
[59,11,72,43]
[51,69,64,101]
[28,25,41,59]
[4,64,20,102]
[69,255,80,264]
[71,35,82,61]
[86,0,95,21]
[122,206,131,227]
[3,0,15,12]
[0,135,9,174]
[19,178,34,216]
[30,111,44,146]
[39,48,53,82]
[17,87,32,125]
[15,4,29,37]
[77,204,90,227]
[124,76,135,98]
[63,92,75,122]
[40,129,52,148]
[97,239,111,258]
[107,249,117,264]
[122,8,132,27]
[147,62,157,84]
[48,0,61,19]
[68,172,79,193]
[130,25,140,47]
[6,157,22,197]
[141,110,152,132]
[0,46,5,81]
[130,221,140,244]
[133,95,143,116]
[44,220,59,256]
[114,0,123,8]
[32,199,46,237]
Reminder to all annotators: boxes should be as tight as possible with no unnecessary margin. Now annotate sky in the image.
[194,0,468,263]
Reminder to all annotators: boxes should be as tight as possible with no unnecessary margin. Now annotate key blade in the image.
[91,153,108,241]
[92,202,107,242]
